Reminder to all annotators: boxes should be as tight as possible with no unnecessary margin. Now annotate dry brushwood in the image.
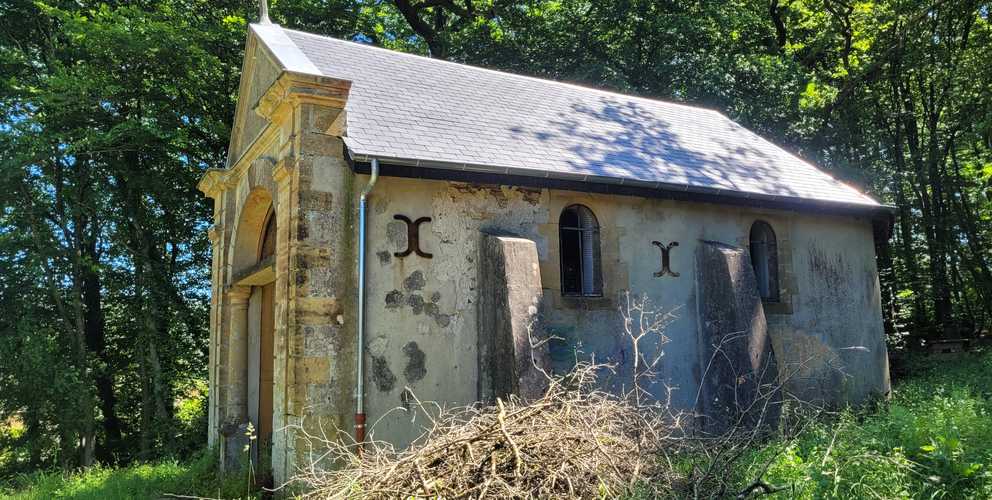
[284,291,831,499]
[289,363,682,499]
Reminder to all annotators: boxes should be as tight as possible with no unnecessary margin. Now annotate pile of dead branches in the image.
[291,364,683,499]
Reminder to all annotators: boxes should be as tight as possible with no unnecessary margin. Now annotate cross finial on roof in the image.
[259,0,271,24]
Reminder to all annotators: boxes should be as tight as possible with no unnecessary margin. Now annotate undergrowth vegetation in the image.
[709,352,992,499]
[2,352,990,499]
[0,449,256,500]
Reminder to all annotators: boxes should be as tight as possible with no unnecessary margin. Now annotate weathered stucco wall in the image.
[361,176,889,446]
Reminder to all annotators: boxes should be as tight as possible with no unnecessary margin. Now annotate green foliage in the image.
[0,449,255,500]
[1,0,990,482]
[9,354,988,499]
[172,380,210,461]
[723,353,992,499]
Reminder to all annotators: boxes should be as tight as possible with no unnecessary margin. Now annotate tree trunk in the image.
[81,248,123,463]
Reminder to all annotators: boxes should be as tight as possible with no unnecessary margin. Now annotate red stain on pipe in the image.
[354,413,366,451]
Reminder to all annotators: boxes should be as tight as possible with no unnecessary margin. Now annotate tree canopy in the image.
[1,0,990,471]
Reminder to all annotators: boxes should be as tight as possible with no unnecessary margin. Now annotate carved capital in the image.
[198,169,232,199]
[227,285,252,305]
[271,159,294,186]
[254,71,351,123]
[207,224,221,244]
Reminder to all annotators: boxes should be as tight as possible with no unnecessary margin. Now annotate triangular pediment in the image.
[226,29,286,168]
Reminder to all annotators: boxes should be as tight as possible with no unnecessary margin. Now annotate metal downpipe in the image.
[356,158,379,445]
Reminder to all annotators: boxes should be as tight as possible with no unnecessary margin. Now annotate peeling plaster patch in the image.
[368,335,389,356]
[424,302,438,317]
[406,294,425,315]
[371,356,396,392]
[403,342,427,382]
[374,198,388,215]
[306,211,336,242]
[448,184,542,209]
[376,251,392,265]
[303,325,338,356]
[307,268,336,297]
[424,183,547,348]
[434,314,451,327]
[385,290,404,309]
[403,271,426,291]
[386,221,407,249]
[423,302,451,327]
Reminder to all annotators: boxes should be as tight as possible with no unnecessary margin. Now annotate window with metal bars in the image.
[559,204,602,296]
[749,220,779,302]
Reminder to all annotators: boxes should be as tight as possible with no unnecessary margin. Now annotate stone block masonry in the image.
[478,233,551,403]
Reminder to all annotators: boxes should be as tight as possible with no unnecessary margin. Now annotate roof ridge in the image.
[276,25,727,118]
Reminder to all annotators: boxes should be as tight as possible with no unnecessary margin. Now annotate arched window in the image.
[559,204,602,296]
[258,208,276,262]
[749,221,779,301]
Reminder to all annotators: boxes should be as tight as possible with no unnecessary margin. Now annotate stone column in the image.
[221,285,252,470]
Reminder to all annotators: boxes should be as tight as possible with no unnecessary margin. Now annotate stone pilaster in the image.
[254,74,354,484]
[199,170,233,449]
[284,103,357,481]
[270,158,294,482]
[207,225,222,446]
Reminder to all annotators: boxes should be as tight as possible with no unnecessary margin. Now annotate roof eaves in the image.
[346,149,893,215]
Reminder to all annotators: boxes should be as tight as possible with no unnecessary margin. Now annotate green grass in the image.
[724,351,992,499]
[5,352,992,499]
[0,449,257,500]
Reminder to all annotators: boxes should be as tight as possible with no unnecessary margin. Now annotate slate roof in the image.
[252,24,881,209]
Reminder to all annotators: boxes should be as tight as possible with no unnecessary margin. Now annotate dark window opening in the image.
[559,204,602,296]
[749,220,779,302]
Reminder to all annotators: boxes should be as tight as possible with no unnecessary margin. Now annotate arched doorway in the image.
[247,208,276,475]
[226,187,278,480]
